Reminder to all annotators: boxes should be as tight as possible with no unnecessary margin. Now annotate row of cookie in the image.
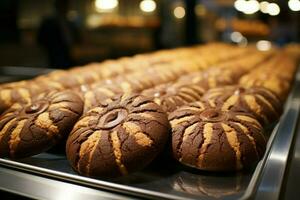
[0,44,248,114]
[141,52,273,114]
[64,52,276,177]
[0,49,264,159]
[169,54,298,172]
[65,86,280,177]
[66,52,298,176]
[240,53,297,100]
[77,50,270,113]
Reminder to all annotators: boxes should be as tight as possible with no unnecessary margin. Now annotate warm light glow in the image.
[234,0,246,12]
[174,6,186,19]
[195,4,206,16]
[234,0,259,15]
[230,32,243,43]
[288,0,300,11]
[140,0,156,13]
[243,0,260,14]
[260,1,269,13]
[256,40,272,51]
[86,14,100,28]
[267,3,280,16]
[239,37,248,47]
[95,0,118,12]
[230,31,247,47]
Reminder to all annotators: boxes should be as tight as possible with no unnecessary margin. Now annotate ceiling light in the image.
[95,0,118,12]
[174,6,185,19]
[140,0,156,13]
[267,3,280,16]
[260,1,269,13]
[256,40,272,51]
[288,0,300,11]
[243,0,260,15]
[230,32,243,43]
[234,0,246,12]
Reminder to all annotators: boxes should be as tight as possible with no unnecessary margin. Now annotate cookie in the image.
[117,66,191,93]
[176,67,241,90]
[66,93,170,177]
[0,82,42,114]
[238,54,297,100]
[169,101,266,171]
[203,86,282,125]
[0,79,69,114]
[0,90,83,158]
[142,83,206,113]
[77,83,123,113]
[239,75,291,101]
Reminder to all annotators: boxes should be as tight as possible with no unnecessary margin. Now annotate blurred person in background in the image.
[37,0,80,68]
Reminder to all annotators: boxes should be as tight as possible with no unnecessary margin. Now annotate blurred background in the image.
[0,0,299,68]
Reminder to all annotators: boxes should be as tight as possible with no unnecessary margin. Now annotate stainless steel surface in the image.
[0,153,255,200]
[253,101,299,199]
[253,67,300,200]
[0,166,137,200]
[280,71,300,200]
[0,66,299,200]
[281,111,300,200]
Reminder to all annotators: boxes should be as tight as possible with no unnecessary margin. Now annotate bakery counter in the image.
[0,65,299,200]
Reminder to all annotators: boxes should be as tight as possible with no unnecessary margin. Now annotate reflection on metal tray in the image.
[0,67,299,200]
[1,153,254,200]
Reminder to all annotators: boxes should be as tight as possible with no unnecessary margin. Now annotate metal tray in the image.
[0,66,299,200]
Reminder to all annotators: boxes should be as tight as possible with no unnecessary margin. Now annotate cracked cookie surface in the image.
[169,101,266,171]
[203,86,282,125]
[0,90,83,158]
[66,93,170,177]
[142,83,206,113]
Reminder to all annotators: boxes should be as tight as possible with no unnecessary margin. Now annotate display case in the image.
[0,65,299,200]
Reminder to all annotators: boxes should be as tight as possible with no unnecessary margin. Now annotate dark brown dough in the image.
[76,83,123,113]
[169,101,266,171]
[0,80,66,114]
[0,90,83,158]
[142,83,206,113]
[0,81,39,114]
[66,93,170,177]
[202,86,282,125]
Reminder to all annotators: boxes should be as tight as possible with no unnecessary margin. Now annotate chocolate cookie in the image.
[0,90,83,158]
[77,83,123,113]
[176,67,242,90]
[0,82,42,114]
[203,86,282,125]
[66,93,170,177]
[169,101,266,171]
[0,79,68,114]
[43,70,100,89]
[116,66,189,93]
[238,54,297,101]
[142,83,206,113]
[239,75,291,101]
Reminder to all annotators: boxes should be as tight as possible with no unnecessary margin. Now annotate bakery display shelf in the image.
[0,66,299,200]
